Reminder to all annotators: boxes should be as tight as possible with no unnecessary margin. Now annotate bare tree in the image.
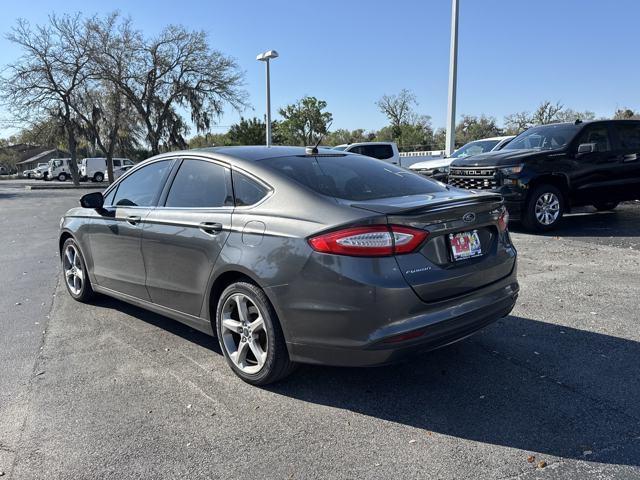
[92,19,247,155]
[73,14,142,183]
[531,101,564,125]
[376,89,418,139]
[2,14,92,184]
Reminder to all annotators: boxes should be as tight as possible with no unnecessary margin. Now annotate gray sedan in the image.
[59,146,518,385]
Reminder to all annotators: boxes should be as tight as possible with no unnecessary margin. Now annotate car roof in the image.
[335,142,393,148]
[192,146,342,162]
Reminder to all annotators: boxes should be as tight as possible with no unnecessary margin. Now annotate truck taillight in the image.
[309,225,428,257]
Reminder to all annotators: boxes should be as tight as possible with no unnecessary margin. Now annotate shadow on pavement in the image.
[93,295,222,354]
[510,202,640,238]
[268,315,640,467]
[91,293,640,467]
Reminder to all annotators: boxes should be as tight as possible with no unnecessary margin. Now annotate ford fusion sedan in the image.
[59,146,518,385]
[448,120,640,231]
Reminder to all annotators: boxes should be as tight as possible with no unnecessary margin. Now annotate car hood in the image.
[409,157,452,170]
[347,187,501,214]
[450,149,547,167]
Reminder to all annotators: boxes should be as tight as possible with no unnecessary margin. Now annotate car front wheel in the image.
[61,238,94,302]
[523,185,565,231]
[216,281,295,385]
[57,173,67,182]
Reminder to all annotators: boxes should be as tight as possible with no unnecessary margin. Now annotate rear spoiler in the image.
[350,193,503,215]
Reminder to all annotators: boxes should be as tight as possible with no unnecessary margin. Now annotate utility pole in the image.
[445,0,459,156]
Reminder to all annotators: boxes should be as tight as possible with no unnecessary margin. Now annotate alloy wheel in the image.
[220,293,268,374]
[63,244,84,296]
[534,192,560,225]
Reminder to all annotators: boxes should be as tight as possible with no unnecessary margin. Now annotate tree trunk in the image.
[67,130,80,186]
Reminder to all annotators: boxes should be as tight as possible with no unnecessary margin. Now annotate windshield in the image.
[451,140,500,159]
[503,124,581,151]
[261,154,446,201]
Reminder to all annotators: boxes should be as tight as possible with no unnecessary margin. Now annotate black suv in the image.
[447,120,640,230]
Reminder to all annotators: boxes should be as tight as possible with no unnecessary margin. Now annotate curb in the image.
[25,184,107,190]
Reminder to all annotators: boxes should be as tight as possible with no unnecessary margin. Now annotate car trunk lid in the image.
[351,190,516,303]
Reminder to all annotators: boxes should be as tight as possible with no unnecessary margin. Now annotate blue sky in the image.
[1,0,638,137]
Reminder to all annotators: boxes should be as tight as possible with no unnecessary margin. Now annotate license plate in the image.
[449,230,482,261]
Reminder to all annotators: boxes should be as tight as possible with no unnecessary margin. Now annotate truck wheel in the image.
[593,201,619,211]
[57,172,67,182]
[523,184,565,231]
[93,172,104,183]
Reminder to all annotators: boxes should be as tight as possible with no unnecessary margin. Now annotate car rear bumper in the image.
[271,263,518,367]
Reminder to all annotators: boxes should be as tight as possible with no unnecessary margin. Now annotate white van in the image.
[81,157,134,182]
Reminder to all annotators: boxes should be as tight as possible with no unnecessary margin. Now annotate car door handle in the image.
[126,215,141,225]
[199,222,223,235]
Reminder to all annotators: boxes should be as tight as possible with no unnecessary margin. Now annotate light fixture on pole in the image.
[256,50,279,147]
[445,0,459,157]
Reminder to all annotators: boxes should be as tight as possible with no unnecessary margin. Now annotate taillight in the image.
[308,225,428,257]
[498,207,509,233]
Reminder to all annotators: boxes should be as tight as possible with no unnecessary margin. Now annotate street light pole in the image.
[445,0,459,157]
[256,50,279,147]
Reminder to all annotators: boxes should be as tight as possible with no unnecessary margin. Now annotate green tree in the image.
[455,114,502,146]
[376,89,418,139]
[324,128,373,146]
[613,108,640,120]
[277,96,333,145]
[188,132,232,148]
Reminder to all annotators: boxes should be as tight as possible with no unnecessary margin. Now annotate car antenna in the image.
[306,121,333,155]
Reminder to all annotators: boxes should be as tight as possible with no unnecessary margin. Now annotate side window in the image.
[112,160,172,207]
[125,160,134,166]
[113,159,121,167]
[576,126,611,152]
[615,123,640,149]
[233,172,268,206]
[165,159,232,208]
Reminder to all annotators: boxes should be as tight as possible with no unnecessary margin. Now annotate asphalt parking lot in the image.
[1,186,639,479]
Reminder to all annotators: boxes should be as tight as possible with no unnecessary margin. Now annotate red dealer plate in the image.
[449,230,482,261]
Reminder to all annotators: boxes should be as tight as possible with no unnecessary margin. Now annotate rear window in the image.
[260,154,446,201]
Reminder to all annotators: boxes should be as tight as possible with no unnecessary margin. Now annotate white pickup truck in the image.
[332,142,446,168]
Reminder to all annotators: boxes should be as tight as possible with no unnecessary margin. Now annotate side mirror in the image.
[577,143,596,154]
[80,191,104,209]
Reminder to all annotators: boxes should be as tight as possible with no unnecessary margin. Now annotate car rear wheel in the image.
[216,281,295,385]
[61,238,94,302]
[593,201,619,211]
[93,172,104,182]
[523,184,564,231]
[57,172,67,182]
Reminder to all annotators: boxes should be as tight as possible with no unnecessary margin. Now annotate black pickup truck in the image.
[447,120,640,230]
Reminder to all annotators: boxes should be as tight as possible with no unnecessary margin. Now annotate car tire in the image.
[523,184,565,231]
[61,238,94,303]
[57,173,67,182]
[216,281,295,386]
[93,172,104,183]
[593,201,619,211]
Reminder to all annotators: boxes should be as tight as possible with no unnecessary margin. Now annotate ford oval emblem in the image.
[463,212,476,223]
